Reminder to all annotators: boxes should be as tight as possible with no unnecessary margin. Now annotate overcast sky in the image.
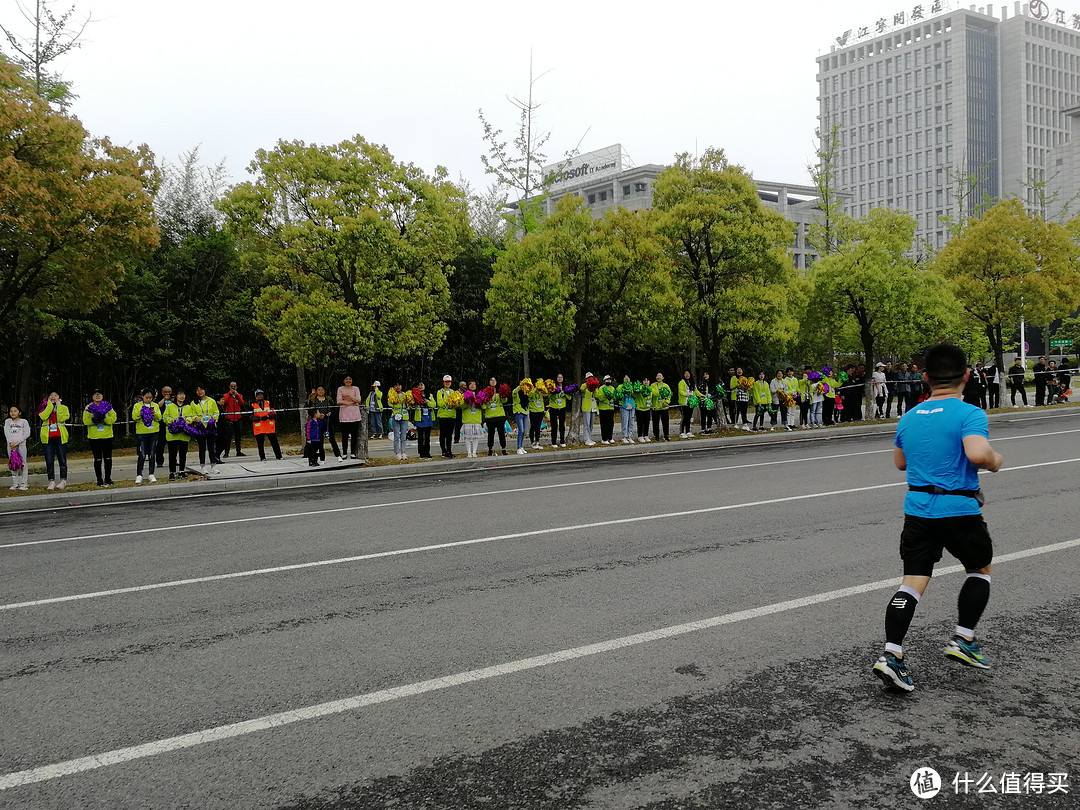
[19,0,970,194]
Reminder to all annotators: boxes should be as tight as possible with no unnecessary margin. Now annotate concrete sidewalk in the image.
[2,405,1073,514]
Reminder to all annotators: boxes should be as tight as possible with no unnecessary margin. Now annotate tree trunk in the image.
[569,345,584,443]
[295,365,307,435]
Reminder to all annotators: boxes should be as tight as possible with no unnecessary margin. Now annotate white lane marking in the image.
[1004,412,1078,423]
[0,449,894,550]
[0,482,903,611]
[2,535,1078,791]
[5,456,1079,612]
[5,426,1079,551]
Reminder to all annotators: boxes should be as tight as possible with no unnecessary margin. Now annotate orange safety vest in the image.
[252,401,276,435]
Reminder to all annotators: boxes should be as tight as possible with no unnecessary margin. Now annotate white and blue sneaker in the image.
[945,636,991,669]
[873,652,915,691]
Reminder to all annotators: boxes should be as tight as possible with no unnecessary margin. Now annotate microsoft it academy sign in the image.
[544,145,623,192]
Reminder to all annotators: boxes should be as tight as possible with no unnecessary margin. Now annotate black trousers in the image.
[652,409,670,440]
[529,412,543,443]
[196,434,220,465]
[323,421,342,458]
[89,437,113,484]
[727,399,738,424]
[598,409,615,442]
[636,409,650,438]
[823,398,835,425]
[155,422,168,465]
[168,440,189,474]
[1035,381,1046,406]
[438,417,456,456]
[453,412,463,443]
[1010,383,1028,405]
[700,406,714,431]
[680,406,693,434]
[737,400,750,425]
[417,426,432,458]
[256,433,282,460]
[217,419,243,456]
[988,384,1000,409]
[799,401,810,425]
[550,408,565,444]
[340,422,360,456]
[486,418,506,450]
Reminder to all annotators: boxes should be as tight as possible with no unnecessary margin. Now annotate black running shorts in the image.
[899,513,994,577]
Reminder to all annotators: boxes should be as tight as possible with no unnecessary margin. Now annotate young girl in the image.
[411,383,435,460]
[634,376,652,442]
[38,392,70,491]
[618,375,636,444]
[484,378,507,456]
[5,405,30,491]
[163,389,190,479]
[460,381,485,458]
[131,388,162,484]
[512,379,530,454]
[82,390,117,487]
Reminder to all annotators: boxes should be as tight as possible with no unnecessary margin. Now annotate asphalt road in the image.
[1,410,1078,809]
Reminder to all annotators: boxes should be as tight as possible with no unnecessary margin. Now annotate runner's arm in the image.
[963,435,1003,472]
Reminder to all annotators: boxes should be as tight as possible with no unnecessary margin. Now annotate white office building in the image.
[817,1,1080,248]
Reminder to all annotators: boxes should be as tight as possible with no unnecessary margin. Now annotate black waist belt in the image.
[908,485,985,506]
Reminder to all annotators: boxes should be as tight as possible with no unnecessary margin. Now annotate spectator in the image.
[412,382,434,460]
[5,405,30,491]
[596,375,616,445]
[699,372,715,434]
[651,373,672,441]
[131,388,162,484]
[304,409,324,466]
[82,389,117,487]
[155,386,173,467]
[634,376,652,443]
[189,384,221,475]
[984,360,1001,409]
[549,374,568,448]
[337,375,363,458]
[1033,356,1048,406]
[435,375,456,459]
[307,386,343,461]
[163,389,190,480]
[388,382,410,461]
[1007,359,1028,406]
[483,378,507,456]
[894,363,911,417]
[873,362,887,418]
[769,369,789,430]
[751,371,771,431]
[883,362,898,417]
[251,389,283,461]
[973,361,989,410]
[367,381,384,440]
[217,381,246,458]
[678,371,695,438]
[38,391,70,491]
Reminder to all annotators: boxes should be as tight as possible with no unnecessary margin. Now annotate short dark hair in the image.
[924,343,967,386]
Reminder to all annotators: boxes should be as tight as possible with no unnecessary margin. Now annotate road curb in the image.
[1,406,1071,514]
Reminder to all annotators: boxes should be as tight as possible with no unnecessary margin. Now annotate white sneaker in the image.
[209,466,219,475]
[559,443,566,448]
[534,444,543,450]
[584,440,595,446]
[516,447,527,455]
[135,475,142,485]
[148,475,157,483]
[338,456,346,462]
[57,479,66,490]
[47,480,56,491]
[18,484,28,491]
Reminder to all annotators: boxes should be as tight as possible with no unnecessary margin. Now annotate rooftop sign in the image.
[543,145,623,192]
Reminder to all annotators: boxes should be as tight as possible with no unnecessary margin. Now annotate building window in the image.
[588,193,596,204]
[623,185,631,196]
[599,191,608,202]
[635,183,647,193]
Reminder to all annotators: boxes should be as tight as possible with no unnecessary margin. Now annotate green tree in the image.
[486,194,681,385]
[652,148,799,381]
[218,136,471,380]
[935,198,1080,401]
[810,209,957,415]
[0,61,159,405]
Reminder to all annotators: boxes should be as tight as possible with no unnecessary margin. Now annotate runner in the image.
[873,343,1004,692]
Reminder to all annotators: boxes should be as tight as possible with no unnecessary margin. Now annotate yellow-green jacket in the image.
[38,401,71,444]
[131,401,163,435]
[82,403,117,440]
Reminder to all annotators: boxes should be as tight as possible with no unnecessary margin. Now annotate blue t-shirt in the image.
[894,397,988,518]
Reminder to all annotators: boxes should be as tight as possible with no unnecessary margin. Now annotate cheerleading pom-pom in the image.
[687,394,699,408]
[498,384,511,400]
[586,376,600,392]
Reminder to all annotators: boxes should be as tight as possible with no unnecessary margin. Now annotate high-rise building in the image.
[817,1,1080,249]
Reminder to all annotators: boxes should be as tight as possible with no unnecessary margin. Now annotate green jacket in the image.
[38,401,70,444]
[163,402,190,442]
[650,382,672,409]
[131,401,163,435]
[633,386,651,411]
[511,387,529,415]
[752,380,771,406]
[484,394,505,419]
[188,397,219,429]
[460,401,485,424]
[528,388,546,413]
[729,376,739,401]
[581,384,596,413]
[548,387,567,410]
[596,385,615,411]
[435,387,457,419]
[678,379,692,406]
[82,403,117,440]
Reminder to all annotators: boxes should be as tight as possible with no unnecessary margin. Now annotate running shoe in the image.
[945,636,991,669]
[873,653,915,691]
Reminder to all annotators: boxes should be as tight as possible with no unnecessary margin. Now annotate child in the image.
[5,405,30,491]
[305,409,325,466]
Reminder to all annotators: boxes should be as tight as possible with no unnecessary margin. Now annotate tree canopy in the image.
[652,148,798,380]
[218,136,471,373]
